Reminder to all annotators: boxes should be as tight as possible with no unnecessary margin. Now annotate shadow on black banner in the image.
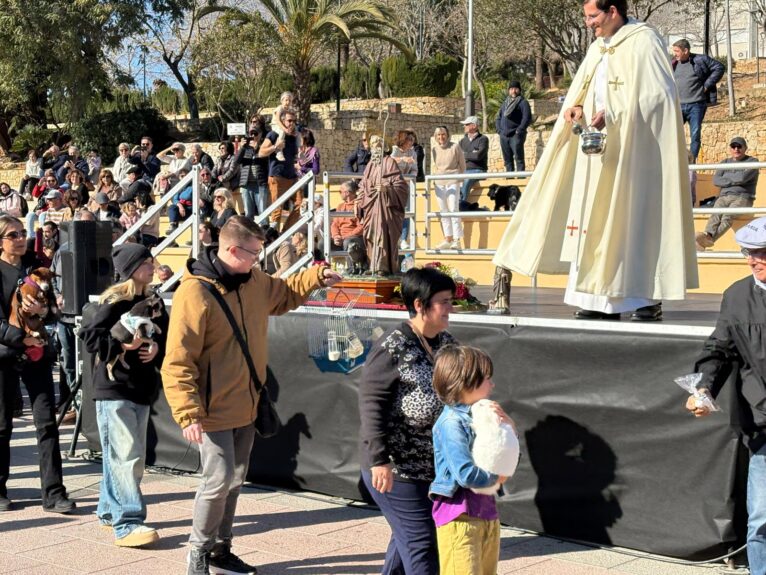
[526,415,622,545]
[248,367,312,490]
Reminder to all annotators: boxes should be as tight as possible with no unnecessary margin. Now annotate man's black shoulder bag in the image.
[201,281,281,438]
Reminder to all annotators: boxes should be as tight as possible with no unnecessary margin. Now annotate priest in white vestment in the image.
[493,0,698,321]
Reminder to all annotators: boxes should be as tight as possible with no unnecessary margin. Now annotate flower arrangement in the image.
[422,262,484,310]
[392,262,485,311]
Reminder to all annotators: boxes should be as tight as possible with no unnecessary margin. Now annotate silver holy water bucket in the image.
[572,124,607,155]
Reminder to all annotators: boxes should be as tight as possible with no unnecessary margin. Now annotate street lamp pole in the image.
[465,0,474,117]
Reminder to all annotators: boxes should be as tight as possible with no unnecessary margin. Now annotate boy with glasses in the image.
[696,136,760,251]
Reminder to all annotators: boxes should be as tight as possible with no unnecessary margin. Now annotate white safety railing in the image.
[255,171,315,278]
[114,166,201,292]
[423,161,766,262]
[321,171,417,266]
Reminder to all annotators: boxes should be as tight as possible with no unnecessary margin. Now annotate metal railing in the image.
[255,171,315,277]
[114,166,200,292]
[321,171,417,265]
[423,161,766,261]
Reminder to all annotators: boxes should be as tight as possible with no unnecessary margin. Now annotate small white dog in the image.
[470,399,520,495]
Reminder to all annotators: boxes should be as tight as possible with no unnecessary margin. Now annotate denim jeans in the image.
[96,400,150,539]
[460,168,483,202]
[167,204,190,226]
[680,101,707,161]
[748,443,766,574]
[26,212,40,233]
[361,470,438,575]
[242,183,268,220]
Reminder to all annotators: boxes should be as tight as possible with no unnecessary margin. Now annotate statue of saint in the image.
[357,135,409,276]
[488,266,512,314]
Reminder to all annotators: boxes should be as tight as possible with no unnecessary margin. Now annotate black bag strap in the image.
[200,280,264,395]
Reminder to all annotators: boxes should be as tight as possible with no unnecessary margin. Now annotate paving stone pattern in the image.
[1,415,727,574]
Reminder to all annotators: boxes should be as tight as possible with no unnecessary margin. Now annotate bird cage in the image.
[306,287,384,374]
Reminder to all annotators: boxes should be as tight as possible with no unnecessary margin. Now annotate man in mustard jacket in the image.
[161,215,340,575]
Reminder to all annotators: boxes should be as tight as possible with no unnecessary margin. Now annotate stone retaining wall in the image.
[0,116,757,185]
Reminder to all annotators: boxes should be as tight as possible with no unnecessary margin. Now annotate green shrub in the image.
[367,63,380,99]
[415,54,460,97]
[311,66,338,103]
[381,54,460,97]
[342,60,366,98]
[342,60,381,99]
[381,55,413,95]
[10,125,54,154]
[69,106,172,164]
[713,55,730,71]
[151,85,185,116]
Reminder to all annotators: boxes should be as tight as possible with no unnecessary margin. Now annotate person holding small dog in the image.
[430,345,512,575]
[0,215,74,514]
[79,243,169,548]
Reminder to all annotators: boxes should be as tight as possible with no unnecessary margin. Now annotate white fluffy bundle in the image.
[470,399,520,495]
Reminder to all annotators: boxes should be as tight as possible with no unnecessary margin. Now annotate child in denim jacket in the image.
[430,344,513,575]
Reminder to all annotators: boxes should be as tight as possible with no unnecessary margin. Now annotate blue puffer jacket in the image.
[672,53,725,105]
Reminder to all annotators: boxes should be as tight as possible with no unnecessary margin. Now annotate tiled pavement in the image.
[1,415,732,574]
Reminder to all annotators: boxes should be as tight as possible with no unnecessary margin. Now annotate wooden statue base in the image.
[328,277,401,305]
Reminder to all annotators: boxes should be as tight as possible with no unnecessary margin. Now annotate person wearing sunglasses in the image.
[696,136,760,252]
[209,189,237,239]
[0,215,75,514]
[111,142,133,184]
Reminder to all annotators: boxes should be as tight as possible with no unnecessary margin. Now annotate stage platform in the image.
[78,287,744,562]
[466,286,722,333]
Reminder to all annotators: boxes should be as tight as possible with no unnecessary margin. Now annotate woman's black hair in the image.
[221,141,234,155]
[301,129,316,148]
[401,266,456,318]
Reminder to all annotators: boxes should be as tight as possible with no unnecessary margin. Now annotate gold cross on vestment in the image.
[608,77,624,91]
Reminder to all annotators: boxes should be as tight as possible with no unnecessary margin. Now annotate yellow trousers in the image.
[436,515,500,575]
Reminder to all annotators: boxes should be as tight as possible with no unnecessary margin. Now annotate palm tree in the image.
[231,0,411,123]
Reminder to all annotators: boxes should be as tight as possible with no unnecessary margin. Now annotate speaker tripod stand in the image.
[55,316,84,458]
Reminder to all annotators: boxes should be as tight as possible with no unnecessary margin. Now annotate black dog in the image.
[347,241,368,275]
[487,184,522,212]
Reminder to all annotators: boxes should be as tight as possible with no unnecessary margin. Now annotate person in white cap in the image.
[458,115,488,204]
[688,215,766,573]
[493,0,697,322]
[157,142,192,185]
[696,136,760,251]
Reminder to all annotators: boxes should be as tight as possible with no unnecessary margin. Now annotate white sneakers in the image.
[435,240,462,250]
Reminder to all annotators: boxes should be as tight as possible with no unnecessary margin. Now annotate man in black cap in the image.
[495,80,531,172]
[696,136,760,251]
[124,166,153,208]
